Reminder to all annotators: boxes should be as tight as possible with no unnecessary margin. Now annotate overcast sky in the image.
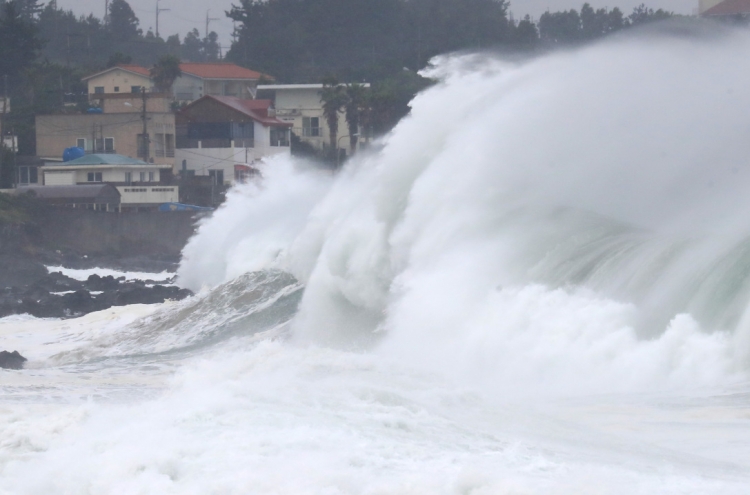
[57,0,698,51]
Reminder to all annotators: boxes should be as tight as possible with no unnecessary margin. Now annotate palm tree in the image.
[320,77,347,155]
[150,54,182,94]
[344,83,368,152]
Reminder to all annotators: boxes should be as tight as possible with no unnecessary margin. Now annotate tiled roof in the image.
[61,154,150,166]
[703,0,750,15]
[182,95,292,127]
[82,64,151,81]
[179,63,272,81]
[116,64,151,76]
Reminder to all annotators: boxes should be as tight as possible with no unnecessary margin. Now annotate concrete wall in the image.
[35,208,199,257]
[175,140,289,185]
[36,113,176,166]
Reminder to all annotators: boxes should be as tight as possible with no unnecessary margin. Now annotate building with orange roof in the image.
[81,62,272,103]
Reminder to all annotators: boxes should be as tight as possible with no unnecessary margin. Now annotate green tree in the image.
[204,31,221,61]
[0,1,42,87]
[150,54,182,93]
[106,52,133,67]
[509,15,539,48]
[16,0,43,20]
[629,4,672,25]
[108,0,141,41]
[320,77,347,153]
[344,83,367,152]
[182,28,203,61]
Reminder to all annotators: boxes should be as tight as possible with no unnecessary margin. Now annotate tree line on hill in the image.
[0,0,680,160]
[226,0,676,82]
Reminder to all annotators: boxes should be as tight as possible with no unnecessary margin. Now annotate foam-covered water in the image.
[3,23,750,493]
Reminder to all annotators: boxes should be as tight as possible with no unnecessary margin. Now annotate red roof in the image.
[179,63,271,81]
[183,95,292,127]
[703,0,750,15]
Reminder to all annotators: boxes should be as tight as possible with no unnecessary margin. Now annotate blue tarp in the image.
[158,202,214,212]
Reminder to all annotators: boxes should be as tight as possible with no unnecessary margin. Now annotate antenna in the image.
[156,0,170,39]
[205,9,219,38]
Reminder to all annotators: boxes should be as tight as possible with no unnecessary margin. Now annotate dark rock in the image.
[0,255,47,289]
[84,274,120,291]
[28,271,84,293]
[0,350,27,370]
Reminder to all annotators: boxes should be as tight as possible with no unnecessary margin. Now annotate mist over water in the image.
[4,24,750,494]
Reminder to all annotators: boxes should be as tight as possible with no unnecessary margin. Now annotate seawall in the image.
[34,209,201,257]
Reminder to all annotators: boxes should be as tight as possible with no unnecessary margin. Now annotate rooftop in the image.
[181,95,293,127]
[82,64,151,81]
[179,63,271,81]
[83,62,273,83]
[60,154,149,166]
[703,0,750,15]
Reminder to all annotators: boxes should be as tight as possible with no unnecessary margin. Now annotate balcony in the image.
[176,137,254,149]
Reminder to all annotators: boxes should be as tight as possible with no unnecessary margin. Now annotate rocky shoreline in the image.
[1,271,192,319]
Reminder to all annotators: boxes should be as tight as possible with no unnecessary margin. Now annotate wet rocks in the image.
[0,270,193,319]
[0,350,27,370]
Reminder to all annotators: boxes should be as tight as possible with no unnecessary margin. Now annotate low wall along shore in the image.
[35,209,200,257]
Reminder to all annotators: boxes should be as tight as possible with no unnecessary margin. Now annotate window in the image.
[131,86,142,93]
[87,172,102,182]
[105,137,114,152]
[148,172,154,182]
[139,172,146,182]
[125,172,132,184]
[94,86,104,94]
[76,138,86,150]
[114,86,120,92]
[302,117,320,137]
[270,127,290,147]
[208,170,224,185]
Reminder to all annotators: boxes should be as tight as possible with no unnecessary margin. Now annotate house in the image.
[83,63,271,103]
[256,84,369,155]
[175,95,292,185]
[173,63,271,102]
[41,154,178,210]
[36,94,175,166]
[700,0,750,15]
[82,65,152,96]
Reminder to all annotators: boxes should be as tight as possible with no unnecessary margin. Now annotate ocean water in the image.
[3,23,750,493]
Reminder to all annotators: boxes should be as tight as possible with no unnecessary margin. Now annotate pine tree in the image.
[108,0,141,41]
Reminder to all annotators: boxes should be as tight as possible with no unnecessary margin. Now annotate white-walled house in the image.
[42,154,178,209]
[175,96,292,185]
[257,83,369,154]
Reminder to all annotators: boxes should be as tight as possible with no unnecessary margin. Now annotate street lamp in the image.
[336,133,358,170]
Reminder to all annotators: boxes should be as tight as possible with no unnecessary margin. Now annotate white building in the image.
[257,83,369,154]
[175,96,292,185]
[42,154,178,210]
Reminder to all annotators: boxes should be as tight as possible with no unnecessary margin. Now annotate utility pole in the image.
[156,0,170,38]
[104,0,109,26]
[141,88,150,162]
[205,9,219,38]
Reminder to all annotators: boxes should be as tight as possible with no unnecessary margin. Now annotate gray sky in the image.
[58,0,697,52]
